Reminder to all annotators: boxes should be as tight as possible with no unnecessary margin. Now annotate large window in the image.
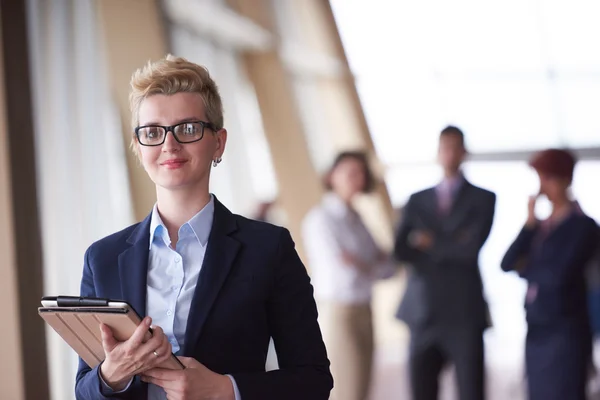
[331,0,600,164]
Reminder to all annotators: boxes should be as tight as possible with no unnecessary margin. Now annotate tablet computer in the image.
[38,296,184,370]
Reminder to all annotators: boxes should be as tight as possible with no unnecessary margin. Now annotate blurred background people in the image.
[394,126,496,400]
[302,151,396,400]
[501,149,600,400]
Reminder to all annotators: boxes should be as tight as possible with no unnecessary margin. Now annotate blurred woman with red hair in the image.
[502,149,600,400]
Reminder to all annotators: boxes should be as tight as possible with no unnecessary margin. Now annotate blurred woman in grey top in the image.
[302,151,396,400]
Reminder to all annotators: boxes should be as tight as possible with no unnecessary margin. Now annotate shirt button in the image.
[175,257,181,263]
[172,286,178,291]
[167,310,172,316]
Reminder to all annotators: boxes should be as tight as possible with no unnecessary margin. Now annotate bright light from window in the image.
[331,0,600,163]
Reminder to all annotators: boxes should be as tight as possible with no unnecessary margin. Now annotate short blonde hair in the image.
[129,55,224,149]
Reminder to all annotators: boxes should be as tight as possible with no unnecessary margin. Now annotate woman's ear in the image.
[214,128,227,155]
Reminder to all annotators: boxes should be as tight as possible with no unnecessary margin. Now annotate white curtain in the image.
[26,0,135,399]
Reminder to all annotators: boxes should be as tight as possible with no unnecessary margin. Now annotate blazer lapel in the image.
[118,214,152,318]
[417,188,441,230]
[183,198,240,355]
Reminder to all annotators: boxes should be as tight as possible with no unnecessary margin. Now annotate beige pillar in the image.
[287,0,395,249]
[95,0,169,220]
[228,0,324,258]
[281,0,406,346]
[0,12,25,400]
[0,2,50,399]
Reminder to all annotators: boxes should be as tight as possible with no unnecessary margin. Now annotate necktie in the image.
[438,182,452,215]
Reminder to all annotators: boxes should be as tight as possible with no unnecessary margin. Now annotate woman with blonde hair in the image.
[74,55,332,400]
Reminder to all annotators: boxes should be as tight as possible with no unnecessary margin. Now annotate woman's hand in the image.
[99,317,173,390]
[141,356,235,400]
[526,195,539,228]
[341,250,372,273]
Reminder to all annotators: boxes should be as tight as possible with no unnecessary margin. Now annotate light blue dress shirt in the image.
[100,195,241,399]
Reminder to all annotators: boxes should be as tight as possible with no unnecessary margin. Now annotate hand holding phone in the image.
[526,193,540,228]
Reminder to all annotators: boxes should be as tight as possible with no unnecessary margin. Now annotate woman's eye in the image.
[182,124,198,135]
[143,128,162,139]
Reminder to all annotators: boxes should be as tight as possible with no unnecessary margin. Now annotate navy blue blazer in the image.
[501,211,599,400]
[75,198,333,400]
[501,211,600,327]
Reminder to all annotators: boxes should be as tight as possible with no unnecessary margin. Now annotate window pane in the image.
[357,75,443,164]
[428,0,545,72]
[331,0,545,74]
[331,0,600,157]
[556,79,600,147]
[572,161,600,221]
[384,164,441,206]
[541,0,600,70]
[440,78,559,152]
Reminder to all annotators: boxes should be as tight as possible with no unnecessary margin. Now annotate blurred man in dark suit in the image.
[394,126,496,400]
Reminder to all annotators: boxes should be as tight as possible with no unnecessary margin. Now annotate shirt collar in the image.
[149,195,215,249]
[438,172,465,192]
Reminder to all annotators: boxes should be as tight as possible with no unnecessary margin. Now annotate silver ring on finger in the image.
[153,350,159,357]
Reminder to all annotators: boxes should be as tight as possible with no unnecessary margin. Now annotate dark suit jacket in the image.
[501,212,599,400]
[394,180,496,331]
[75,198,333,400]
[501,211,599,327]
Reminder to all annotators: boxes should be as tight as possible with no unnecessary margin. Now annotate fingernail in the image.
[145,317,152,326]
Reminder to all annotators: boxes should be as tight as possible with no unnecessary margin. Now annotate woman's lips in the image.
[161,159,187,169]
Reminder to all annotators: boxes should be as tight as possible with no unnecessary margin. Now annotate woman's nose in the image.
[162,130,181,150]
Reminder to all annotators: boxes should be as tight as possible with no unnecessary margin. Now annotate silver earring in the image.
[212,157,222,167]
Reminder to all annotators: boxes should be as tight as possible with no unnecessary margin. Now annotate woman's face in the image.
[330,158,367,200]
[137,92,226,192]
[537,172,570,202]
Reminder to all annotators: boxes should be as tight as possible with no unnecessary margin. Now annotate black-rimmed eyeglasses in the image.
[134,120,218,146]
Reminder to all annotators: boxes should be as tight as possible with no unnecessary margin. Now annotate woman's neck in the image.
[156,186,211,245]
[551,196,573,221]
[333,191,354,206]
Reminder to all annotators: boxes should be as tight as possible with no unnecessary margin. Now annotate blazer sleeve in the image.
[429,192,496,266]
[394,195,425,265]
[500,225,538,274]
[74,246,136,400]
[231,229,333,400]
[524,219,600,286]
